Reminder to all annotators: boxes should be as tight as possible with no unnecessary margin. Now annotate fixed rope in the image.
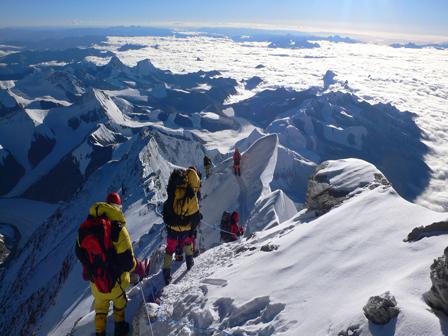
[200,220,238,236]
[138,284,155,336]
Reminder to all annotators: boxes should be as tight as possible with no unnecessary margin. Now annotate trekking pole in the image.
[138,284,155,336]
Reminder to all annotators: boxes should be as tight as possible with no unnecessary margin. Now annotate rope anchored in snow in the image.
[200,220,237,236]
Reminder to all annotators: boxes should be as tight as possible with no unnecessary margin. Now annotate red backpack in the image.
[77,216,118,293]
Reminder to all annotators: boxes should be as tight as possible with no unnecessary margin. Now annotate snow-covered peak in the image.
[89,123,127,147]
[306,158,391,215]
[77,88,126,125]
[91,89,126,123]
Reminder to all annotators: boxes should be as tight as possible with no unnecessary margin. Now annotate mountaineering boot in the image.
[185,255,194,270]
[114,321,130,336]
[162,268,172,285]
[175,244,183,261]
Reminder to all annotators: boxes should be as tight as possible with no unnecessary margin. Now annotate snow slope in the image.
[132,158,448,336]
[65,136,448,336]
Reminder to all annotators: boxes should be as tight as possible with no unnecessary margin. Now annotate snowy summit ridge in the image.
[0,36,446,336]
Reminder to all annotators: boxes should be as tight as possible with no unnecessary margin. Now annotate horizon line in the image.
[0,22,447,45]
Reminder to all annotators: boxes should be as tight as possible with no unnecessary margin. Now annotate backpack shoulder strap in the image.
[111,221,122,243]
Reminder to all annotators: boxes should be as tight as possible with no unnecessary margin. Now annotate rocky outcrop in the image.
[245,76,263,90]
[260,244,279,252]
[423,248,448,313]
[0,234,11,265]
[306,159,391,215]
[28,131,56,168]
[363,292,399,325]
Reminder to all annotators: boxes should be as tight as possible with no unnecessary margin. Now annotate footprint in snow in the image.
[200,278,228,287]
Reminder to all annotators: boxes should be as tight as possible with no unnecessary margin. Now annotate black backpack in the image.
[220,211,232,241]
[76,216,119,293]
[162,169,193,226]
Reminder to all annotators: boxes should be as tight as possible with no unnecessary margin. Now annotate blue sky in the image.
[1,0,447,38]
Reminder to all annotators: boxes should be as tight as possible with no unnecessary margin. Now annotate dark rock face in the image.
[260,244,279,252]
[158,111,169,122]
[85,145,112,177]
[68,117,80,130]
[233,88,314,127]
[117,44,146,52]
[0,152,25,195]
[23,137,115,202]
[245,76,263,90]
[80,108,103,123]
[158,90,216,114]
[23,154,83,202]
[39,100,65,109]
[423,250,448,314]
[28,132,56,168]
[207,84,237,102]
[304,94,429,201]
[174,113,193,128]
[363,292,399,325]
[0,64,32,81]
[0,91,22,118]
[0,234,11,265]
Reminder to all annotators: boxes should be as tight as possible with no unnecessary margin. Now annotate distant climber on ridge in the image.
[75,192,149,336]
[203,155,212,178]
[162,167,202,284]
[220,211,244,242]
[233,147,241,176]
[405,219,448,242]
